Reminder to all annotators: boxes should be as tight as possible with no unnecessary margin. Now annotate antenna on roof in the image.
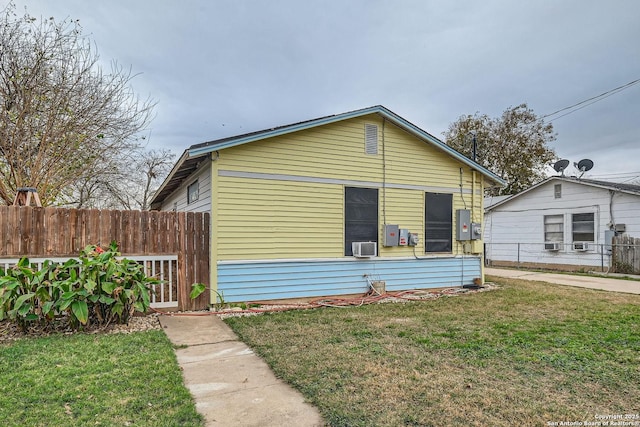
[574,159,594,178]
[553,159,570,176]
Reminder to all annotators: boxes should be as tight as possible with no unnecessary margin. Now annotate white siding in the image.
[160,161,212,213]
[484,179,640,269]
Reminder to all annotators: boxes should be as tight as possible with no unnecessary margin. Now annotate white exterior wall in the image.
[484,179,640,269]
[160,161,212,213]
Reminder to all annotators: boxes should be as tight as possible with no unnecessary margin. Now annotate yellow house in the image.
[151,106,505,303]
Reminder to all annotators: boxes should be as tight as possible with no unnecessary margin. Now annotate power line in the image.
[542,78,640,122]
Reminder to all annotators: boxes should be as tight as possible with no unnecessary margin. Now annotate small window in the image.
[554,184,561,199]
[544,215,563,243]
[364,124,378,155]
[187,180,199,204]
[572,213,594,242]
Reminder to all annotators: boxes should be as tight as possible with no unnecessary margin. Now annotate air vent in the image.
[573,242,591,251]
[544,242,560,251]
[352,241,377,258]
[364,124,378,155]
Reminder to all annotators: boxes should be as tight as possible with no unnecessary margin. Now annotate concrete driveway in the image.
[485,267,640,294]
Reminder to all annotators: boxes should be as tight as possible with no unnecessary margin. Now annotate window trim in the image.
[187,180,199,204]
[425,192,453,253]
[344,186,378,256]
[571,212,595,243]
[543,214,564,244]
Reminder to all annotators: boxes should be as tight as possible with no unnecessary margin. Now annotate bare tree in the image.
[61,147,175,210]
[0,2,154,205]
[444,103,557,195]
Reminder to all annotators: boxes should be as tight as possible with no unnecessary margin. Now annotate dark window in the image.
[187,180,199,204]
[344,187,378,256]
[572,212,594,242]
[425,193,452,253]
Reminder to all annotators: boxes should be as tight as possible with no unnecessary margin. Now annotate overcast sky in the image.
[11,0,640,181]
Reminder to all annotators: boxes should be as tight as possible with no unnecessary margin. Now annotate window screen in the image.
[344,187,378,256]
[425,193,452,253]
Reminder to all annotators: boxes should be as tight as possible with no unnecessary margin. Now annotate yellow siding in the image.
[215,113,484,260]
[216,177,343,260]
[220,118,384,182]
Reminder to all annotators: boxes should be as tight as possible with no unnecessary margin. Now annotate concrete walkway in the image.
[159,315,324,427]
[485,267,640,294]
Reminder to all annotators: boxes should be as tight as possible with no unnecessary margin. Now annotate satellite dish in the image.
[577,159,594,172]
[553,159,570,175]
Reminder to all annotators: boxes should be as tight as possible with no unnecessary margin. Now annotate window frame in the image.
[572,212,595,243]
[344,187,378,256]
[187,180,199,204]
[543,214,564,243]
[425,192,453,253]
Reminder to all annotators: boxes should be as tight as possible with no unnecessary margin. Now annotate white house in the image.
[484,176,640,272]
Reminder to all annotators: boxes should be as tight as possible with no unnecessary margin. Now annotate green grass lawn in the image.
[0,330,203,427]
[225,277,640,426]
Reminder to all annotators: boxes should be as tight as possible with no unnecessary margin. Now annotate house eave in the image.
[149,150,210,210]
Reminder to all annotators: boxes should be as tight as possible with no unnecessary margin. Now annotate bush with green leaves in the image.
[0,242,157,331]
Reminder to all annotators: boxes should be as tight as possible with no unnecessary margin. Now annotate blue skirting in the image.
[217,256,481,302]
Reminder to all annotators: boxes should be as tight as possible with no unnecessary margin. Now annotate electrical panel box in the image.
[604,229,615,253]
[408,233,418,246]
[398,229,409,246]
[456,209,471,241]
[384,224,399,247]
[471,222,481,240]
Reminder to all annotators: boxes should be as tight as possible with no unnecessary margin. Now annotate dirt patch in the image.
[0,314,162,345]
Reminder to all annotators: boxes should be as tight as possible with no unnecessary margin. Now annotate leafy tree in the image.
[0,2,154,206]
[443,103,557,195]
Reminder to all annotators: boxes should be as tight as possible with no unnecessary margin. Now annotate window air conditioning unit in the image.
[544,242,561,251]
[352,242,377,258]
[573,242,591,251]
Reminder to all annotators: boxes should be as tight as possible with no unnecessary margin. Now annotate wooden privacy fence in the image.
[0,206,210,311]
[612,234,640,274]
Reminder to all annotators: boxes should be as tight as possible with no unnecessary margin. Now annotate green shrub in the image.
[0,242,157,331]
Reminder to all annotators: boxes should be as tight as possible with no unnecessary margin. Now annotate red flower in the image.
[95,246,105,254]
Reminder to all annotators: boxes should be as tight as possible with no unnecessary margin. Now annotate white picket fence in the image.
[0,255,178,309]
